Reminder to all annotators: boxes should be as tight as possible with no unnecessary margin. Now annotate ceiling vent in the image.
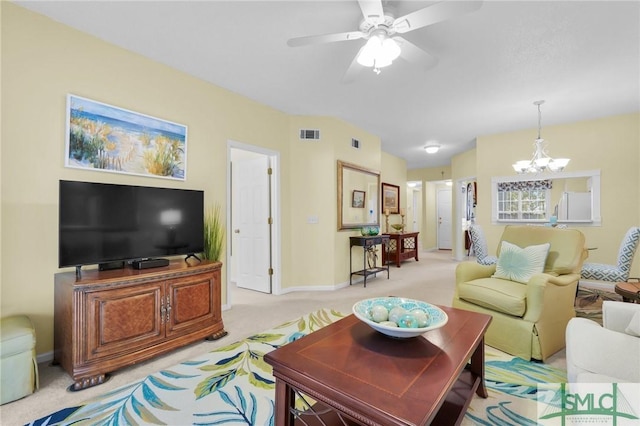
[299,129,320,140]
[351,138,360,149]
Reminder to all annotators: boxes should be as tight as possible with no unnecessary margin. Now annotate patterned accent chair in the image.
[468,224,497,265]
[581,226,640,285]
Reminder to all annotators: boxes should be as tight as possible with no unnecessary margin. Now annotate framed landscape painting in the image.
[382,182,400,214]
[65,95,187,180]
[352,190,365,208]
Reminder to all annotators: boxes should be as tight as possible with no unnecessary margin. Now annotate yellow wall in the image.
[460,113,640,275]
[5,2,637,358]
[380,152,406,231]
[287,116,384,287]
[1,3,288,354]
[407,166,452,249]
[451,149,477,257]
[0,4,407,355]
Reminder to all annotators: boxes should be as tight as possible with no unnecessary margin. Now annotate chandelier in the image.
[512,100,570,174]
[356,30,401,75]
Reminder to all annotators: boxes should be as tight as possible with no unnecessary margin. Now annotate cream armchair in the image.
[453,225,586,361]
[566,301,640,383]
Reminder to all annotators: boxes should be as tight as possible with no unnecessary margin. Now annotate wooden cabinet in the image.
[383,232,419,267]
[54,260,226,391]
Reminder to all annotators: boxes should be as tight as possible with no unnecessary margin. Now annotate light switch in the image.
[307,215,319,224]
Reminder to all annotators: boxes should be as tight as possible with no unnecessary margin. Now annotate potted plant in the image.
[203,204,225,262]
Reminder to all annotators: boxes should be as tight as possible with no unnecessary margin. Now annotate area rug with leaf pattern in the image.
[27,308,569,426]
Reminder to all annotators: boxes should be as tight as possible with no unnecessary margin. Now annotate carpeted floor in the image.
[1,251,617,425]
[26,308,568,426]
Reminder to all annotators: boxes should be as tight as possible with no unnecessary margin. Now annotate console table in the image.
[383,231,419,267]
[349,235,390,287]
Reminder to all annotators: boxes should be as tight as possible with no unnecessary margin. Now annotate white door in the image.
[235,156,271,293]
[437,188,452,249]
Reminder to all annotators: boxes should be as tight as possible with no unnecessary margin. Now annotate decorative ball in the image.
[411,309,430,327]
[369,305,389,323]
[398,314,419,328]
[388,306,407,324]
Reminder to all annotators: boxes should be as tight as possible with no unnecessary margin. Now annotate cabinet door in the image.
[166,270,221,338]
[85,282,164,362]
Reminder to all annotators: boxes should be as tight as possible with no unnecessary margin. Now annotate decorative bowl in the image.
[360,226,379,236]
[390,224,404,232]
[352,297,448,338]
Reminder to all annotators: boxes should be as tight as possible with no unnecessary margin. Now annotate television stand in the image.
[54,259,225,391]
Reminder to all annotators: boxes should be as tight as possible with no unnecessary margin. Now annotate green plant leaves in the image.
[204,204,225,261]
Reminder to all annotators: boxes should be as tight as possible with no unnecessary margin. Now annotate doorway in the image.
[437,187,452,249]
[227,141,280,306]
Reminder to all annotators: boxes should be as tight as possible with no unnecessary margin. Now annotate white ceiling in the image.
[14,1,640,170]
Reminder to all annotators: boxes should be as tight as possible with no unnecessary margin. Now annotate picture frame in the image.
[352,190,366,208]
[381,182,400,214]
[65,94,187,180]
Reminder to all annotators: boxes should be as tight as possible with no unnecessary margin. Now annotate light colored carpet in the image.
[25,309,567,425]
[1,251,567,425]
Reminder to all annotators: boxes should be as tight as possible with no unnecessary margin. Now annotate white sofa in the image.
[566,301,640,383]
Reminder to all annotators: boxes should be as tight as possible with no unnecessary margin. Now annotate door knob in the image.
[234,229,240,234]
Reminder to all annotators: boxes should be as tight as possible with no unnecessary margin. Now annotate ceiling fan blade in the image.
[287,31,365,47]
[395,37,438,70]
[393,1,483,34]
[358,0,385,25]
[342,46,366,84]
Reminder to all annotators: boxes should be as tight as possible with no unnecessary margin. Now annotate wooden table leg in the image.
[469,336,488,398]
[274,379,295,426]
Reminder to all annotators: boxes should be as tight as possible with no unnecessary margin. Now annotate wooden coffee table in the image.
[265,306,492,425]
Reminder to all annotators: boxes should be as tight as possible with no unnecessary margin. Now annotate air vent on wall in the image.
[299,129,320,140]
[351,138,360,149]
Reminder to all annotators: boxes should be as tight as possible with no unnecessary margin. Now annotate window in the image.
[490,170,601,226]
[496,180,551,222]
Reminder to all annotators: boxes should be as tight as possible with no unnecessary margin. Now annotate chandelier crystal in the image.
[512,100,570,174]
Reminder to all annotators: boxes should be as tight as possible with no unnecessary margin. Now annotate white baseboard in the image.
[278,281,351,295]
[37,351,54,364]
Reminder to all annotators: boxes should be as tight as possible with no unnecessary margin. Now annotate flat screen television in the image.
[59,180,204,269]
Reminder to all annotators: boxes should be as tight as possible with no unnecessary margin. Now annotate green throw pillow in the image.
[492,241,551,284]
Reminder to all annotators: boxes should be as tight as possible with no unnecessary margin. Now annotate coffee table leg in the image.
[274,379,295,426]
[470,336,488,398]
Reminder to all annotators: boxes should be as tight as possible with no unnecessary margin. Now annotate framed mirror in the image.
[491,169,601,225]
[337,160,380,230]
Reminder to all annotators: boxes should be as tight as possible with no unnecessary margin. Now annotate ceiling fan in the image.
[287,0,483,82]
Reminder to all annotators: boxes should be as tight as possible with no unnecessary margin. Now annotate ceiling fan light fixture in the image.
[356,35,400,70]
[424,144,440,154]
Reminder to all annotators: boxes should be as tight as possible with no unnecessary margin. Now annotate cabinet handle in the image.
[160,299,166,324]
[166,295,171,323]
